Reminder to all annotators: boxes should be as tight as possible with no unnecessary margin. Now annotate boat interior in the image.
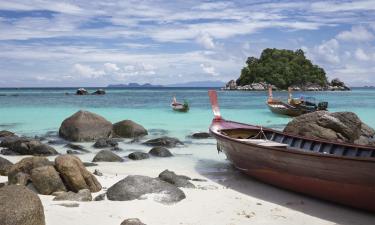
[219,128,375,158]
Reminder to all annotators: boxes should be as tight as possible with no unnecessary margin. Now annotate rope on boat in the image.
[250,126,268,140]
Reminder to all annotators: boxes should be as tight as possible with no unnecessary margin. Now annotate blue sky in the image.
[0,0,375,87]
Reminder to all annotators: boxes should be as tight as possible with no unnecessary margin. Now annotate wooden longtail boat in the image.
[267,87,328,117]
[171,97,189,112]
[208,90,375,212]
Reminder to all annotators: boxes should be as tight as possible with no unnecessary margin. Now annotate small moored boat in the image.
[171,96,189,112]
[267,87,328,117]
[208,90,375,212]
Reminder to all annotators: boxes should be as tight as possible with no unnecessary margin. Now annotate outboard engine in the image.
[318,101,328,110]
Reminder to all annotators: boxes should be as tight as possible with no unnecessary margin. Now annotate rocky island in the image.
[224,48,350,91]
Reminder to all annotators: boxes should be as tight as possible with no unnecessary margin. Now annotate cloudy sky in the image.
[0,0,375,87]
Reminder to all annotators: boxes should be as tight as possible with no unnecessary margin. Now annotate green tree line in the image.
[236,48,328,89]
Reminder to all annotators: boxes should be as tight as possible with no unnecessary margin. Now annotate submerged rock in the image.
[59,110,113,142]
[148,147,173,157]
[158,170,195,188]
[94,193,106,201]
[190,132,211,139]
[53,189,92,201]
[93,169,103,176]
[65,143,90,152]
[76,88,89,95]
[113,120,148,138]
[0,156,13,176]
[128,151,150,160]
[143,137,183,148]
[55,155,102,193]
[120,218,146,225]
[1,138,58,156]
[93,138,118,148]
[0,185,45,225]
[92,89,106,95]
[284,111,375,145]
[92,150,124,162]
[107,175,185,204]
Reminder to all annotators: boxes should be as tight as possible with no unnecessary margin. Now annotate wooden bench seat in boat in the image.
[237,139,288,148]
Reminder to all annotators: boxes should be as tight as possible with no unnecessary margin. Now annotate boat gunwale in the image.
[209,119,375,162]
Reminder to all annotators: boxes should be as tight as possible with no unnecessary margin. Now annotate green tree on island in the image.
[236,48,328,89]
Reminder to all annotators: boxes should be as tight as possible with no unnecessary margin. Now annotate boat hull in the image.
[267,104,304,117]
[210,120,375,212]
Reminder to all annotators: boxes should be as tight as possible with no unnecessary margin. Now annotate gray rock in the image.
[83,162,98,167]
[0,185,45,225]
[56,203,79,207]
[158,170,195,188]
[94,193,106,201]
[284,111,375,145]
[76,88,89,95]
[92,89,106,95]
[107,175,185,204]
[120,218,146,225]
[128,151,150,160]
[67,150,81,155]
[59,110,113,142]
[47,139,70,145]
[0,156,13,176]
[53,189,92,201]
[190,132,211,139]
[148,147,173,157]
[0,130,16,138]
[143,137,183,148]
[93,138,118,148]
[93,150,124,162]
[93,169,103,176]
[55,155,102,193]
[31,166,66,195]
[113,120,148,138]
[1,138,58,156]
[1,148,19,155]
[65,143,90,152]
[8,156,52,185]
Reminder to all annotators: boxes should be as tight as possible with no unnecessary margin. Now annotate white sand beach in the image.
[1,139,374,225]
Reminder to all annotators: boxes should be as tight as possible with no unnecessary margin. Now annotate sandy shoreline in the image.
[1,138,374,225]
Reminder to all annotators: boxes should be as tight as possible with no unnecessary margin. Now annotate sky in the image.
[0,0,375,87]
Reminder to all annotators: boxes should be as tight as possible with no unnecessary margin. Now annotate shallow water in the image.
[0,87,374,137]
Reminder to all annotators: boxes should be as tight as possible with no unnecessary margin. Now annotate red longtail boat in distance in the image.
[208,90,375,212]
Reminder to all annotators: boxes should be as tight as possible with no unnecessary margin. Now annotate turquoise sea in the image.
[0,87,374,138]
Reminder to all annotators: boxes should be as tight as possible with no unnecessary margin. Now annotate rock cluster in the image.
[284,111,375,145]
[0,136,58,156]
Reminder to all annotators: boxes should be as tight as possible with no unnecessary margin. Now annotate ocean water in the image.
[0,87,374,138]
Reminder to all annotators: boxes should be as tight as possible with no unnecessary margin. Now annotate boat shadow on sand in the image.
[194,159,375,225]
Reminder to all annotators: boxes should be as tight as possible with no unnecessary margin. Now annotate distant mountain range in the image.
[107,80,225,88]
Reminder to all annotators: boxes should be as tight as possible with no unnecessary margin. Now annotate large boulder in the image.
[106,175,185,204]
[284,111,375,145]
[53,189,92,201]
[0,185,45,225]
[128,151,150,160]
[31,166,66,195]
[148,147,173,157]
[113,120,148,138]
[92,150,124,162]
[121,218,146,225]
[55,155,102,192]
[8,157,52,185]
[158,170,195,188]
[0,156,13,176]
[143,137,183,148]
[59,110,113,142]
[0,130,16,139]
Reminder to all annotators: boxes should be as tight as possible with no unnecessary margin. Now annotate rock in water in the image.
[59,110,113,141]
[120,218,146,225]
[148,147,173,157]
[1,138,58,156]
[0,185,45,225]
[55,155,102,192]
[128,151,150,160]
[76,88,88,95]
[284,111,375,145]
[93,138,118,148]
[31,166,66,195]
[190,132,211,139]
[0,130,16,139]
[92,89,106,95]
[0,156,13,176]
[92,150,124,162]
[158,170,195,188]
[143,137,183,148]
[53,189,92,201]
[94,193,106,201]
[7,156,52,185]
[113,120,148,138]
[106,175,185,204]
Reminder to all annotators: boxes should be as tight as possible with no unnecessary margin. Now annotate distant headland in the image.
[224,48,350,91]
[108,80,225,88]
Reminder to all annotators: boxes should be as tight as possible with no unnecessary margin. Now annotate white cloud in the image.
[200,63,218,76]
[314,39,340,64]
[73,63,105,78]
[336,26,374,42]
[354,48,371,61]
[196,33,215,49]
[104,62,120,72]
[311,0,375,13]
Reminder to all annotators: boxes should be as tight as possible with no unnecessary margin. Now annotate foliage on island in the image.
[236,48,328,89]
